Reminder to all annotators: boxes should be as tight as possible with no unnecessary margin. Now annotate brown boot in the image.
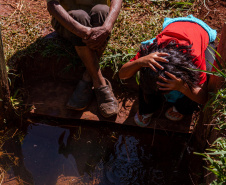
[95,79,119,118]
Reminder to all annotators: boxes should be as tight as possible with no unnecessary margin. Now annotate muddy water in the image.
[2,122,193,185]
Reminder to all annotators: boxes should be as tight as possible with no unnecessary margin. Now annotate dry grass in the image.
[102,0,197,70]
[0,0,52,61]
[0,0,196,65]
[0,167,4,185]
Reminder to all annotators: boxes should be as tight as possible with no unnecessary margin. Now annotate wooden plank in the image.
[27,79,195,133]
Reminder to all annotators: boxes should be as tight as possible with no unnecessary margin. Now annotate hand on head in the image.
[139,52,169,72]
[157,71,184,92]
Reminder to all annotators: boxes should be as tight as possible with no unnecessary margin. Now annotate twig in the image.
[16,176,31,185]
[19,0,24,12]
[204,11,210,20]
[203,0,210,11]
[123,136,130,162]
[189,173,195,185]
[151,121,156,146]
[155,101,169,136]
[206,139,212,146]
[11,129,18,138]
[1,152,14,155]
[204,172,212,177]
[0,3,16,9]
[203,0,211,19]
[0,167,5,185]
[2,0,25,27]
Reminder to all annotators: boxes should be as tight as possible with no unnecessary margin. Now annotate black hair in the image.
[139,40,200,95]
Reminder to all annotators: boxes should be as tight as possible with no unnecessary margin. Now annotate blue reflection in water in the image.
[100,135,164,185]
[10,123,190,185]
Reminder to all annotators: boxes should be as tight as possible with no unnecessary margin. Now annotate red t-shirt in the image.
[130,22,209,84]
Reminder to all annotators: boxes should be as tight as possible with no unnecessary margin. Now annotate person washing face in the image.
[119,15,217,127]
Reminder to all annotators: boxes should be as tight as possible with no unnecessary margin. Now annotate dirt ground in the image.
[0,0,52,33]
[1,0,226,38]
[195,0,226,39]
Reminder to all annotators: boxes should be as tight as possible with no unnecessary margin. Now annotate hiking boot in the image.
[95,79,119,118]
[66,80,93,110]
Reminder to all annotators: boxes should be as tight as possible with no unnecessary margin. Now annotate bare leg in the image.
[75,46,106,88]
[67,45,118,116]
[81,40,107,83]
[75,45,118,117]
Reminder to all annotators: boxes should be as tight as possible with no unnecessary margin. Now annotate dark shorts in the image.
[51,4,110,46]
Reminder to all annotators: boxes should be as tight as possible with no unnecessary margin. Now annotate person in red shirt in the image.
[119,21,213,127]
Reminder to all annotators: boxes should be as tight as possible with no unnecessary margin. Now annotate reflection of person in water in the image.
[58,126,167,184]
[119,15,216,127]
[103,135,160,185]
[58,126,114,177]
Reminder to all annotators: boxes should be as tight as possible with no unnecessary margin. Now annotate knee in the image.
[90,4,109,17]
[68,10,90,25]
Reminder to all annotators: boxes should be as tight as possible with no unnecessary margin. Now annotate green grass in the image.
[195,46,226,184]
[0,0,196,73]
[205,84,226,184]
[196,137,226,184]
[102,0,196,72]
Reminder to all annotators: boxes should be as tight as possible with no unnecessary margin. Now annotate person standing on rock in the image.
[46,0,122,118]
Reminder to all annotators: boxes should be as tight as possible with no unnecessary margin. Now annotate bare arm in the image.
[157,71,208,104]
[103,0,123,31]
[119,52,169,79]
[83,0,123,49]
[47,0,91,39]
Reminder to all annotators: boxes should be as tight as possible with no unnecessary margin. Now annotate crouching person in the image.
[119,15,216,127]
[47,0,122,117]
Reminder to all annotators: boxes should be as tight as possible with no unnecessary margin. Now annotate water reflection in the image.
[1,123,192,184]
[101,135,159,185]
